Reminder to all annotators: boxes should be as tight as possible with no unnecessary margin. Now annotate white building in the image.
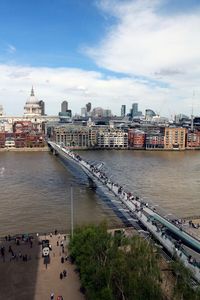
[24,87,42,116]
[97,129,128,149]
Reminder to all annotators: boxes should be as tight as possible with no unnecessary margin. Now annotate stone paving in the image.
[0,232,85,300]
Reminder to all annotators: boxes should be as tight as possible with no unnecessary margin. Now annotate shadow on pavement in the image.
[0,234,40,300]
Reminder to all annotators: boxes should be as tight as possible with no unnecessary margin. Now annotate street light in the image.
[70,185,74,238]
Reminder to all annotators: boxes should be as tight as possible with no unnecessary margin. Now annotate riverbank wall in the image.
[1,145,200,152]
[0,146,49,152]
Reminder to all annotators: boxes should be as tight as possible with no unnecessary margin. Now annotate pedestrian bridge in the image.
[48,141,200,283]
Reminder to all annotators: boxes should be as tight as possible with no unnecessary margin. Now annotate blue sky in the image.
[0,0,200,116]
[0,0,107,68]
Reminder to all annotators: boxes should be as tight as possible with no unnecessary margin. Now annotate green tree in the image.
[172,260,200,300]
[69,223,163,300]
[111,236,162,300]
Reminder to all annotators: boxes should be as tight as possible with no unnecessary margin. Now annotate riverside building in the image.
[186,129,200,149]
[97,128,128,149]
[52,126,129,149]
[53,125,97,148]
[164,127,186,150]
[0,120,46,148]
[145,131,165,149]
[128,129,145,149]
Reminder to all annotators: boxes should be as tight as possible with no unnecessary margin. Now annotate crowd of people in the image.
[0,230,71,299]
[1,234,33,263]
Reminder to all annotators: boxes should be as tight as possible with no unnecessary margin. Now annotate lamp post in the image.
[70,185,74,238]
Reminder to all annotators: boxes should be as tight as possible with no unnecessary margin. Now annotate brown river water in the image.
[0,150,200,235]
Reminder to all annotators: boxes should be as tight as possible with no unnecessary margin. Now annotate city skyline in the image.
[0,0,200,116]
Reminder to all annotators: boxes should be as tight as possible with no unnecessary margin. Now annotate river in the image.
[0,150,200,235]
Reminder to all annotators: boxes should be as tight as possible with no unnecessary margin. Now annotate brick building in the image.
[128,129,145,149]
[186,130,200,149]
[145,132,165,149]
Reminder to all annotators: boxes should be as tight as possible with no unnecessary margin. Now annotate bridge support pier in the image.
[52,149,58,156]
[88,177,96,189]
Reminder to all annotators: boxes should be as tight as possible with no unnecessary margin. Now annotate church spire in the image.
[31,86,35,96]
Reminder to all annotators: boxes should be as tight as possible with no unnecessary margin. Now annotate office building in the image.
[130,103,142,118]
[132,103,138,116]
[39,100,45,115]
[91,107,104,117]
[121,105,126,117]
[81,107,87,117]
[145,109,156,120]
[61,101,68,113]
[86,102,91,113]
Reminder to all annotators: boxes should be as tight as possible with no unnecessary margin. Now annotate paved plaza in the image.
[0,232,85,300]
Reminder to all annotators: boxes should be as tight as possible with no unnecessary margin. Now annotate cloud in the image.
[7,44,16,54]
[89,0,200,76]
[154,68,184,77]
[84,0,200,115]
[0,63,173,117]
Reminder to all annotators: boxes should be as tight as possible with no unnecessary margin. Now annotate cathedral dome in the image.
[24,87,42,116]
[27,87,39,103]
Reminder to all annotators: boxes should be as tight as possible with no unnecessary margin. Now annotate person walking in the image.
[1,246,5,262]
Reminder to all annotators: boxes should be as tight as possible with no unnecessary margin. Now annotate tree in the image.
[69,223,163,300]
[172,260,200,300]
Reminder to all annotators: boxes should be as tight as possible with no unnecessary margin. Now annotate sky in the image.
[0,0,200,117]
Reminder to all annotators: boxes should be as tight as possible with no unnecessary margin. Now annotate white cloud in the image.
[7,44,16,54]
[0,64,173,116]
[85,0,200,115]
[90,0,200,76]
